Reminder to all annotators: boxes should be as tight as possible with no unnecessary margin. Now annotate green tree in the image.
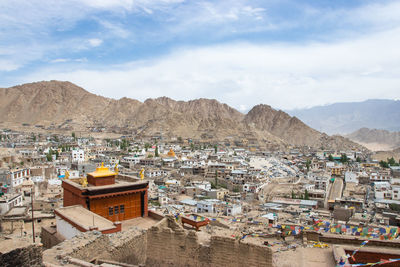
[72,132,76,139]
[155,146,159,157]
[304,189,310,200]
[356,157,361,163]
[340,154,348,164]
[388,157,396,166]
[214,145,218,153]
[144,143,150,152]
[291,190,296,199]
[328,154,334,161]
[306,159,311,171]
[389,203,400,211]
[46,149,53,162]
[379,160,389,168]
[120,139,128,150]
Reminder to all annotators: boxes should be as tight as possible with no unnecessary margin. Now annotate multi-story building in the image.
[374,182,392,200]
[71,149,85,163]
[0,168,31,191]
[62,163,149,222]
[370,171,391,182]
[0,193,23,215]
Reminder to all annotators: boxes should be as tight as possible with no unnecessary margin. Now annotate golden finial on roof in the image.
[114,163,119,174]
[65,170,70,179]
[87,162,117,178]
[139,168,144,180]
[167,148,176,157]
[80,177,88,187]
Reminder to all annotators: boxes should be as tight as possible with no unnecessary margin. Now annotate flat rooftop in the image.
[64,176,147,190]
[55,205,116,232]
[121,216,160,230]
[0,193,21,202]
[4,206,27,217]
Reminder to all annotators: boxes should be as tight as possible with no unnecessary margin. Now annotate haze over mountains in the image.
[0,81,363,151]
[346,128,400,151]
[288,99,400,135]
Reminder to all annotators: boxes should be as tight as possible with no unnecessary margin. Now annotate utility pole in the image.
[31,187,35,243]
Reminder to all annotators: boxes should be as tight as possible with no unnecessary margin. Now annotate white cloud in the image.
[0,60,21,71]
[22,26,400,110]
[88,38,103,47]
[50,58,70,63]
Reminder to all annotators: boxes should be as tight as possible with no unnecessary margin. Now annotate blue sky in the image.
[1,0,400,111]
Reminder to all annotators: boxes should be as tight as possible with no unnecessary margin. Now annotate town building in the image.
[62,163,149,222]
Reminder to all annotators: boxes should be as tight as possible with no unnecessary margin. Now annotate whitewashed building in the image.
[71,149,85,163]
[0,193,23,215]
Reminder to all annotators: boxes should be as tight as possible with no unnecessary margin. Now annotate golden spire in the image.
[87,162,117,178]
[114,163,119,174]
[167,148,176,157]
[80,177,88,187]
[139,168,144,180]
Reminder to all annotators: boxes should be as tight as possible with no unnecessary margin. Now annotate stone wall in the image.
[146,216,273,267]
[320,235,400,248]
[305,231,400,248]
[146,218,207,266]
[0,219,25,234]
[0,245,42,267]
[44,216,273,267]
[41,225,65,249]
[43,228,147,266]
[209,236,273,267]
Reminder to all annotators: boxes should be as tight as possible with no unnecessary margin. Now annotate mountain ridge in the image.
[0,81,364,151]
[287,99,400,134]
[346,128,400,151]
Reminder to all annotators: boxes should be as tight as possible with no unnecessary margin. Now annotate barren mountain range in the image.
[346,128,400,151]
[0,81,364,150]
[288,99,400,135]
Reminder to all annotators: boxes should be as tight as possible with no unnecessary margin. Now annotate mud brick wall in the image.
[146,216,273,267]
[44,216,273,267]
[40,225,65,249]
[210,236,273,267]
[106,229,147,265]
[43,228,147,266]
[320,234,400,248]
[0,245,43,267]
[146,221,207,266]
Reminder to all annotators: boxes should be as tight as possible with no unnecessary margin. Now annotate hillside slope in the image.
[0,81,364,150]
[288,99,400,134]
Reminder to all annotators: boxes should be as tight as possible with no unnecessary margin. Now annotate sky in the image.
[1,0,400,111]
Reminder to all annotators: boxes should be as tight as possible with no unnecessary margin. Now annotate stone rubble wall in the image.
[44,216,273,267]
[145,216,273,267]
[0,244,43,267]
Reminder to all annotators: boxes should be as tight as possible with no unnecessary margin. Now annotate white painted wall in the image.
[0,194,23,215]
[56,215,82,239]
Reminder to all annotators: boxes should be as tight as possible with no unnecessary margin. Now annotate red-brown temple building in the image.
[62,163,148,222]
